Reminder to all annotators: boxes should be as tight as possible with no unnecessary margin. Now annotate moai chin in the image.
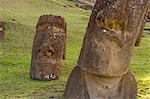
[30,15,67,80]
[0,20,5,41]
[64,0,149,99]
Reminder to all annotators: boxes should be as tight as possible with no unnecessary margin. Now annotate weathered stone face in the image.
[64,0,149,99]
[0,20,4,41]
[77,0,148,77]
[30,15,66,80]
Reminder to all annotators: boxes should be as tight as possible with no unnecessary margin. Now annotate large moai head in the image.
[30,15,66,80]
[0,20,5,41]
[77,0,148,77]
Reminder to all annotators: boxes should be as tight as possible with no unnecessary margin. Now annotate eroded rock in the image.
[30,15,67,80]
[0,20,5,41]
[72,0,94,10]
[75,3,93,10]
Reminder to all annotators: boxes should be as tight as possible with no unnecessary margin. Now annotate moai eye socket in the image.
[38,49,41,53]
[47,49,53,56]
[47,49,51,53]
[43,51,47,56]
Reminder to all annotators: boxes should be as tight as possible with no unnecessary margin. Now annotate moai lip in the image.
[64,0,149,99]
[0,20,5,41]
[30,15,67,81]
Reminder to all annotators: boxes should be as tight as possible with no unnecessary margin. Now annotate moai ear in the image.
[30,15,67,81]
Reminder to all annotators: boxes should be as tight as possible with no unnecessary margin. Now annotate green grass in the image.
[0,0,150,98]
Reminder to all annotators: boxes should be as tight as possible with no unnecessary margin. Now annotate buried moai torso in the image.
[0,20,5,41]
[30,15,66,80]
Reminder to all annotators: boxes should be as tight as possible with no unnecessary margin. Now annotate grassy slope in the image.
[0,0,149,98]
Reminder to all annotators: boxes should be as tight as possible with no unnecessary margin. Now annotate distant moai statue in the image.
[30,15,67,80]
[64,0,149,99]
[0,20,5,41]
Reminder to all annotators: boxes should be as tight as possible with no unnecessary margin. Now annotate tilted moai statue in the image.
[0,20,5,41]
[64,0,149,99]
[30,15,67,80]
[135,9,149,46]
